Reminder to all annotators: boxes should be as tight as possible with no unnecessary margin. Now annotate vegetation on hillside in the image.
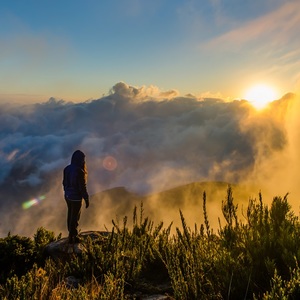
[1,186,300,299]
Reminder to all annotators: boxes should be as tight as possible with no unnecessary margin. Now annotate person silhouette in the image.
[63,150,89,243]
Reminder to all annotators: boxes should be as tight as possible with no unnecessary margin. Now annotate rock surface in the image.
[45,231,109,260]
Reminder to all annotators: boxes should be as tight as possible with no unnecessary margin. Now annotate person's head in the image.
[71,150,86,170]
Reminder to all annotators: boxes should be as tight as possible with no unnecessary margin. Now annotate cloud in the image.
[0,82,297,237]
[203,1,300,52]
[111,81,179,101]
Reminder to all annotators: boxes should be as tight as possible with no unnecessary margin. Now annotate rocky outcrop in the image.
[45,231,109,260]
[44,230,173,299]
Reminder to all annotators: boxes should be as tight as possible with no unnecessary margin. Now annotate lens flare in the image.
[103,156,118,171]
[22,195,46,210]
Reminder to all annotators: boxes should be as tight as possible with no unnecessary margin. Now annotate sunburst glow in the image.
[244,84,278,110]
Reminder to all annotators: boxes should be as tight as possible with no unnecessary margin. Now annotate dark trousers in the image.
[65,198,82,240]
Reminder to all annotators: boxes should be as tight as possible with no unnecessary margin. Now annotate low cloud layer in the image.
[0,82,298,237]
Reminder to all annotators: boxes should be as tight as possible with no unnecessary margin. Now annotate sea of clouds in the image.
[0,82,298,237]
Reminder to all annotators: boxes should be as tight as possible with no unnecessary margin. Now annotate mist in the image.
[0,82,298,237]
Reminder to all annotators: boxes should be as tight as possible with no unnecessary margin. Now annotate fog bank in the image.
[0,82,298,237]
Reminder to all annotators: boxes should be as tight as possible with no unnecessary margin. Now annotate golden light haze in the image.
[241,93,300,211]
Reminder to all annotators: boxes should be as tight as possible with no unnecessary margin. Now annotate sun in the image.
[244,84,278,110]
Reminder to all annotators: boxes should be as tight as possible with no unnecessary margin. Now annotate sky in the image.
[1,0,300,103]
[1,1,300,237]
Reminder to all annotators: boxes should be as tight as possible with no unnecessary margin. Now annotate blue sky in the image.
[1,0,299,103]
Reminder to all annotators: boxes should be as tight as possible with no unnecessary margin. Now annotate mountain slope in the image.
[84,181,257,231]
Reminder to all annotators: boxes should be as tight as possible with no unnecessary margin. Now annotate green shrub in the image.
[2,187,300,299]
[0,234,35,283]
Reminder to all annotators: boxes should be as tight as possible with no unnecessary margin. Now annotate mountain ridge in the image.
[84,181,257,231]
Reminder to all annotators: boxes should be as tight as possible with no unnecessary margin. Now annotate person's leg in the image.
[69,200,82,243]
[65,198,72,241]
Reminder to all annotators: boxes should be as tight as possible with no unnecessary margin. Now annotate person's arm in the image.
[79,169,89,208]
[62,167,66,189]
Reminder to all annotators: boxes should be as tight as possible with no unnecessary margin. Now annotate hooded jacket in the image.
[63,150,89,201]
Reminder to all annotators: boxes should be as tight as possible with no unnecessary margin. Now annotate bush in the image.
[0,234,35,283]
[1,188,300,299]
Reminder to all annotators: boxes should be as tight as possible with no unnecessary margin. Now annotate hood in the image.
[71,150,85,168]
